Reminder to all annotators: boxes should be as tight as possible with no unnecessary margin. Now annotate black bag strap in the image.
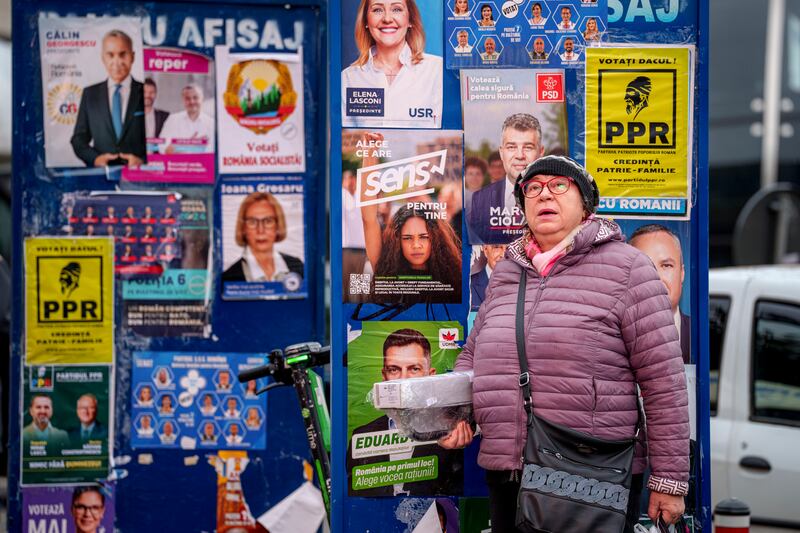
[515,268,534,425]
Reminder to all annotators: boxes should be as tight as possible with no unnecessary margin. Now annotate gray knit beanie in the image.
[514,155,600,213]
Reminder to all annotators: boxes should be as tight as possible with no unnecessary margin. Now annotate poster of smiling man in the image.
[38,15,146,169]
[122,47,216,184]
[460,69,568,244]
[342,129,463,304]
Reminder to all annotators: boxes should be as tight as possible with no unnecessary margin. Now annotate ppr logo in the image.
[597,70,677,149]
[37,257,104,323]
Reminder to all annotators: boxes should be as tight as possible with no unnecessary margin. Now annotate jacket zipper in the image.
[539,447,625,474]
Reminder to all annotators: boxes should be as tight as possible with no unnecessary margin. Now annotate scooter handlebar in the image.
[237,364,277,383]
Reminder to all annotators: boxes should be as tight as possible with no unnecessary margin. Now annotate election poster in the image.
[21,365,111,486]
[617,219,692,364]
[62,188,212,337]
[131,352,267,450]
[445,0,607,70]
[122,47,216,184]
[347,321,464,497]
[208,451,259,532]
[24,237,113,365]
[38,15,146,169]
[22,484,115,533]
[63,192,185,275]
[216,46,305,174]
[62,190,213,337]
[468,243,508,312]
[340,0,443,128]
[220,179,307,300]
[342,129,463,304]
[460,69,568,244]
[585,46,694,218]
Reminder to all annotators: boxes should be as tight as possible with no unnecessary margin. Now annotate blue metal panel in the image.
[9,0,327,531]
[330,0,710,532]
[694,0,712,530]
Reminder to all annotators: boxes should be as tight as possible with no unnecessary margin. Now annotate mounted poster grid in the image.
[330,0,711,532]
[10,0,328,531]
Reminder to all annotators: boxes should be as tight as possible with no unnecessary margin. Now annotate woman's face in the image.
[140,387,151,401]
[366,0,410,50]
[465,165,484,191]
[399,217,431,270]
[455,0,468,12]
[524,175,585,244]
[243,200,277,253]
[587,18,597,30]
[532,4,541,16]
[481,5,491,19]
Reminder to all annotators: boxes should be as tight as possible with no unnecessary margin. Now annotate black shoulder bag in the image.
[515,268,640,533]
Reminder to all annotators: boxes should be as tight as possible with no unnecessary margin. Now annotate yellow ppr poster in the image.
[585,46,694,218]
[25,237,114,364]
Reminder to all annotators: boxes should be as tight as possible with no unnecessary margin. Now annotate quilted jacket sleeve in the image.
[621,253,690,494]
[455,270,499,372]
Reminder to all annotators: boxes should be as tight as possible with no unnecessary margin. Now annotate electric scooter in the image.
[237,342,332,525]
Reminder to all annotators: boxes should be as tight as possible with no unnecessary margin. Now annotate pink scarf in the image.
[524,217,594,276]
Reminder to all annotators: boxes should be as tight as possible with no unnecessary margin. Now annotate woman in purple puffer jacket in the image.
[439,156,689,533]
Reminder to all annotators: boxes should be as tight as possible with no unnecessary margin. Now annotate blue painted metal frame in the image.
[9,0,327,531]
[695,0,711,529]
[329,1,711,531]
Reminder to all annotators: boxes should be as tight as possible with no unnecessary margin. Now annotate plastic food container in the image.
[370,371,474,441]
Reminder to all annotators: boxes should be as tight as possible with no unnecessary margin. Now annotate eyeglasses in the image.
[521,176,573,198]
[244,216,277,229]
[73,504,103,515]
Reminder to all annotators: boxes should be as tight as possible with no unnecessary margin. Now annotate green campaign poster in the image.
[21,365,111,485]
[346,321,465,497]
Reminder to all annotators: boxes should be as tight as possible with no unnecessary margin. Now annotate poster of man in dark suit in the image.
[629,224,691,363]
[70,29,146,167]
[470,244,508,311]
[468,113,544,244]
[68,393,108,446]
[144,78,170,140]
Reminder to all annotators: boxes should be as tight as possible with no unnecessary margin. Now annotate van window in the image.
[752,300,800,424]
[709,296,730,415]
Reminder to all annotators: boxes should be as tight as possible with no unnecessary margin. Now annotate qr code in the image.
[349,273,371,295]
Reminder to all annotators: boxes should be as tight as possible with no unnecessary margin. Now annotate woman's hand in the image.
[361,131,384,168]
[437,420,474,449]
[647,491,685,525]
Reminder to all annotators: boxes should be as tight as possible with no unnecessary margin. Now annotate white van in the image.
[710,266,800,530]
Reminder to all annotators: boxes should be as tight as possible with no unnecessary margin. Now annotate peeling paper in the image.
[395,499,435,533]
[180,436,197,450]
[411,501,441,533]
[107,469,128,481]
[113,455,132,466]
[138,454,154,465]
[184,455,200,466]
